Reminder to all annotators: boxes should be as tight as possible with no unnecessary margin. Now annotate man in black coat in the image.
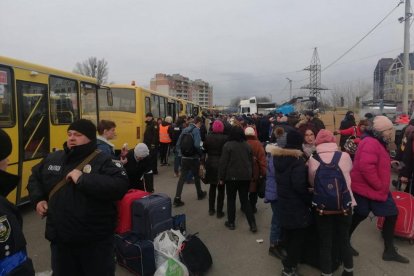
[143,112,160,174]
[0,129,35,275]
[28,119,129,276]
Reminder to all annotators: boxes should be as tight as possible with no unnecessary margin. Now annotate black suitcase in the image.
[132,193,173,240]
[115,232,156,276]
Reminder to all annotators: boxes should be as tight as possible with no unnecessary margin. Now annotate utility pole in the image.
[286,78,292,100]
[402,0,411,114]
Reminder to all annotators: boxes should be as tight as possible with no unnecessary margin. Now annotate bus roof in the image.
[0,56,98,83]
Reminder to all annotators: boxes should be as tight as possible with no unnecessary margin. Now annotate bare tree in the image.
[74,57,108,85]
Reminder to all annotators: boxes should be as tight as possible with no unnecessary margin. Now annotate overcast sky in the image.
[1,0,410,105]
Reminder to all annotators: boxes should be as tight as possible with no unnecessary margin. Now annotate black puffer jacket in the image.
[143,119,159,147]
[28,141,129,243]
[219,141,252,181]
[273,147,312,229]
[203,133,228,183]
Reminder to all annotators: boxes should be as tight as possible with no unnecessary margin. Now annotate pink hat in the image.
[315,129,336,146]
[373,115,393,132]
[212,120,224,133]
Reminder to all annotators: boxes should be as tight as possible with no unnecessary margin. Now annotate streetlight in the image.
[286,78,293,100]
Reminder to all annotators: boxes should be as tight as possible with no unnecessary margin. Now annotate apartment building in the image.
[150,73,213,108]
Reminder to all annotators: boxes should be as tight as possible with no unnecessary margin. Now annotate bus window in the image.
[160,96,166,118]
[145,97,151,115]
[99,88,135,112]
[242,107,250,114]
[192,106,199,117]
[151,95,160,118]
[80,82,98,125]
[50,76,79,124]
[17,81,49,160]
[0,67,15,127]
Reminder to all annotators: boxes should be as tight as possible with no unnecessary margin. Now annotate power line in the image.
[322,0,404,72]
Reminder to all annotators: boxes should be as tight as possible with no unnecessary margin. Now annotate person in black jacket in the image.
[203,120,228,218]
[339,111,356,151]
[28,119,129,276]
[143,112,160,174]
[273,130,311,276]
[123,143,154,192]
[0,129,35,276]
[219,126,257,233]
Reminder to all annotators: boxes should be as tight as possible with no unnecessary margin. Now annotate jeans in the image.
[225,180,255,226]
[174,153,181,174]
[159,142,170,164]
[316,214,353,274]
[175,158,203,199]
[270,201,282,244]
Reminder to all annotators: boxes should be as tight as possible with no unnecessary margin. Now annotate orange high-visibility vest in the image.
[159,125,172,143]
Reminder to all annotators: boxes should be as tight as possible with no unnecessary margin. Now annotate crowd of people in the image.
[1,109,413,275]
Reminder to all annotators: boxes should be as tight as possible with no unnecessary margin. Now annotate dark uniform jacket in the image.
[143,119,159,148]
[0,170,35,275]
[28,141,129,244]
[273,147,312,229]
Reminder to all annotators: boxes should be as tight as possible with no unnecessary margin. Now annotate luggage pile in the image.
[114,189,212,275]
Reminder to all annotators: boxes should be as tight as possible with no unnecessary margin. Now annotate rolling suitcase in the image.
[132,193,173,240]
[115,232,156,276]
[116,189,150,234]
[377,190,414,243]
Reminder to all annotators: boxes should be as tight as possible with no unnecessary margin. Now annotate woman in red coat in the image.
[244,127,267,213]
[349,116,409,264]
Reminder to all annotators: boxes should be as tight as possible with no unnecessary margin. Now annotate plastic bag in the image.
[154,229,186,259]
[154,257,189,276]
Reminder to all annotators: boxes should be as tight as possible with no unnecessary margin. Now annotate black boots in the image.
[382,247,410,263]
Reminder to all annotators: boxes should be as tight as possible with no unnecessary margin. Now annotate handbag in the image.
[199,164,207,184]
[343,127,358,155]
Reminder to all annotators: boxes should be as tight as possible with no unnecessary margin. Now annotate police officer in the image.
[143,112,160,174]
[28,119,129,276]
[0,129,35,276]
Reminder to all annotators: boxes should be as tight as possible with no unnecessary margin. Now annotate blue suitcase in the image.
[115,232,156,276]
[132,193,173,240]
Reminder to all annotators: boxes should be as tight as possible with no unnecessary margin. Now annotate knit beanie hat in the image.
[373,115,393,132]
[212,120,224,133]
[285,130,303,150]
[244,127,256,136]
[315,129,336,146]
[67,119,97,141]
[0,129,12,161]
[134,143,150,158]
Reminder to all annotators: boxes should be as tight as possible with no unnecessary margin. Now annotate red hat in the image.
[315,129,336,146]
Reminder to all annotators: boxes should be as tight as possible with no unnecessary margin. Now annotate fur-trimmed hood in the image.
[266,144,303,158]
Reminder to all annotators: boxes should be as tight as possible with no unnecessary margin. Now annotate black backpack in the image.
[180,126,196,157]
[180,233,212,274]
[312,151,352,214]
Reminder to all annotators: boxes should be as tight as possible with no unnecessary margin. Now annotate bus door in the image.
[167,100,176,121]
[16,80,50,204]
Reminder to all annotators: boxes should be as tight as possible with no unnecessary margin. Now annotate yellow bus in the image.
[0,56,102,205]
[98,83,201,151]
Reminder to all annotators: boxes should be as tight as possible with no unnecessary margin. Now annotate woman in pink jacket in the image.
[349,116,409,264]
[308,129,355,276]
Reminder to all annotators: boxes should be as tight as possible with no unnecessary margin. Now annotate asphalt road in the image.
[21,164,414,276]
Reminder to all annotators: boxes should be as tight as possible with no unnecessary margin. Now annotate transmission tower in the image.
[301,47,328,110]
